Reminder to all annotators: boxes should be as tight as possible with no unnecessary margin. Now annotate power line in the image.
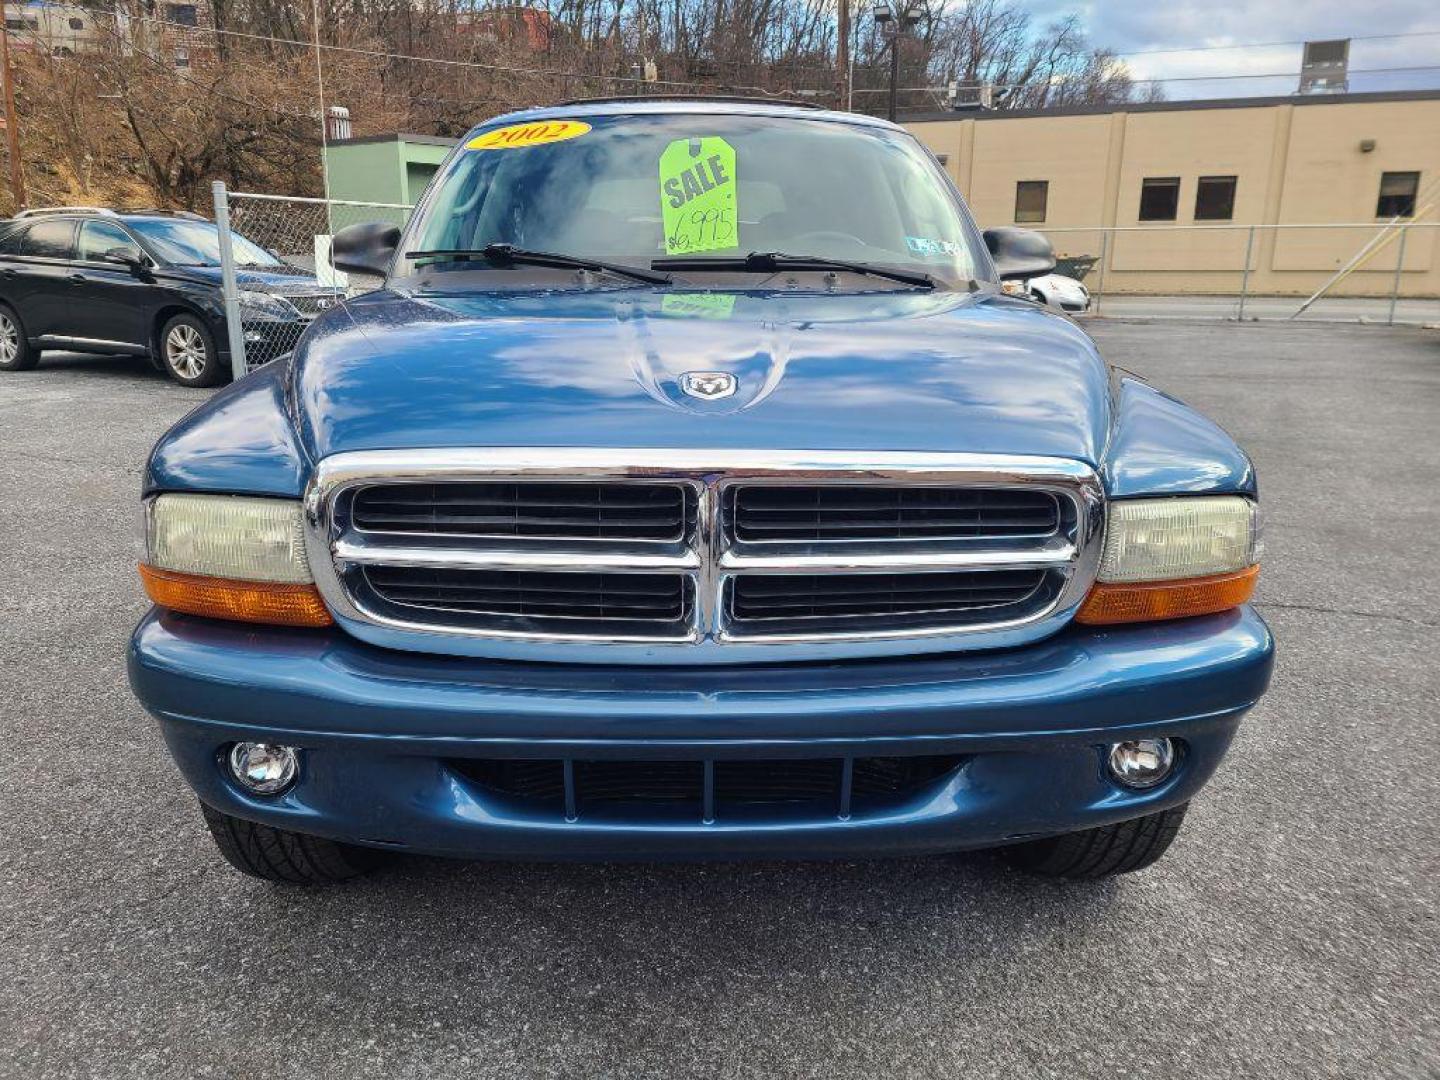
[28,13,1440,105]
[851,64,1440,93]
[138,13,1440,92]
[121,13,804,98]
[1113,28,1440,60]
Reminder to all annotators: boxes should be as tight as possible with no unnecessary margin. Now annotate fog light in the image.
[1107,738,1176,789]
[228,742,299,795]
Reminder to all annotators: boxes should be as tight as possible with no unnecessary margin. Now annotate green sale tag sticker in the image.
[659,137,739,255]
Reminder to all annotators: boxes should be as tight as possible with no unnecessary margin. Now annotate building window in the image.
[165,3,198,26]
[1138,177,1180,221]
[1376,172,1419,218]
[1014,180,1048,224]
[1194,176,1237,221]
[173,46,189,68]
[68,17,84,29]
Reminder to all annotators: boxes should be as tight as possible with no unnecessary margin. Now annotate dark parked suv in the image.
[0,207,343,386]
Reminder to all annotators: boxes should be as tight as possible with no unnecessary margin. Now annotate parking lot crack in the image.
[1256,599,1438,628]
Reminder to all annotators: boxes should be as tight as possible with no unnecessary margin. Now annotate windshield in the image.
[127,219,281,268]
[405,113,985,288]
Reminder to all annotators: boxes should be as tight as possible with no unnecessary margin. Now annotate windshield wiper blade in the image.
[406,243,672,285]
[652,251,935,289]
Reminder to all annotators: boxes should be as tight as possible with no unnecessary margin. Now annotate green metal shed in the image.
[322,134,458,208]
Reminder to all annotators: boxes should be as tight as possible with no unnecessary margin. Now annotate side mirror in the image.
[103,247,143,267]
[103,248,151,277]
[331,221,402,277]
[982,227,1056,281]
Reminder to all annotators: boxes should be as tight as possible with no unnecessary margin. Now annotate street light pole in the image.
[887,22,900,121]
[0,0,27,211]
[874,3,917,123]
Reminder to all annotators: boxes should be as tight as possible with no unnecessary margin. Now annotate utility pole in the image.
[0,0,27,211]
[835,0,849,112]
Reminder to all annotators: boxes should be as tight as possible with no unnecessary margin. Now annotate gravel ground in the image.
[2,323,1438,1080]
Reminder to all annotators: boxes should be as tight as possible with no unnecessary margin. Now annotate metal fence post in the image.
[1387,225,1408,326]
[1237,225,1255,321]
[212,180,249,381]
[1092,229,1109,316]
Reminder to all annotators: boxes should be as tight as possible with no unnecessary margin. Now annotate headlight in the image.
[1097,496,1259,583]
[237,290,296,318]
[140,494,331,626]
[1078,496,1260,625]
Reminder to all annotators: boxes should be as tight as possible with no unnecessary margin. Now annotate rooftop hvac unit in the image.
[327,105,352,140]
[1298,39,1349,95]
[947,81,994,111]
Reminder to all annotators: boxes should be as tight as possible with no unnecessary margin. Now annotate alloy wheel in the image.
[0,314,18,364]
[165,324,207,379]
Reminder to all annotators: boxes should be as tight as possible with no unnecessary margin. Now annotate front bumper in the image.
[128,606,1274,860]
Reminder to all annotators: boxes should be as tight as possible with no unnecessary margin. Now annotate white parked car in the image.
[1007,272,1090,313]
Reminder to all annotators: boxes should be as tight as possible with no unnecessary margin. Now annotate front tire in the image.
[159,313,226,387]
[0,304,37,371]
[199,802,386,884]
[999,803,1189,879]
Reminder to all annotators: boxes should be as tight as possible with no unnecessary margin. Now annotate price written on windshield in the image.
[659,137,739,255]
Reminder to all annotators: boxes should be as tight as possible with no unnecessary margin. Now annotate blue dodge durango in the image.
[127,100,1274,884]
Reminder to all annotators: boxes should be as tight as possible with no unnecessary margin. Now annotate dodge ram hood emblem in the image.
[679,371,737,400]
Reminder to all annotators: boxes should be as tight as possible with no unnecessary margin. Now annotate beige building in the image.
[906,90,1440,297]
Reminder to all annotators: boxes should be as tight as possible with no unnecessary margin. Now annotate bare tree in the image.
[4,0,1159,212]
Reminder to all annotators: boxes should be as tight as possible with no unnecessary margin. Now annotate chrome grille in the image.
[283,292,344,317]
[729,486,1060,542]
[305,449,1105,663]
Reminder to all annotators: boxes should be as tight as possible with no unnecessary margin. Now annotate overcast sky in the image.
[1050,2,1440,98]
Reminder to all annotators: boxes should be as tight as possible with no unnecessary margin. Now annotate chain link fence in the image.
[1027,222,1440,326]
[209,183,1438,377]
[212,183,413,376]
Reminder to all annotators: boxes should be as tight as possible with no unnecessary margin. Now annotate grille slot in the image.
[451,755,964,821]
[364,567,689,623]
[353,482,693,541]
[730,569,1048,624]
[730,485,1060,542]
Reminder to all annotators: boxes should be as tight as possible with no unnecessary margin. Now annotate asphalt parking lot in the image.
[3,320,1438,1079]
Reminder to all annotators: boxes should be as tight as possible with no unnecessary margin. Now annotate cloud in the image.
[1048,1,1440,97]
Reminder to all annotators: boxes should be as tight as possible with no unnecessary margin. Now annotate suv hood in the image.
[169,263,331,291]
[292,287,1111,464]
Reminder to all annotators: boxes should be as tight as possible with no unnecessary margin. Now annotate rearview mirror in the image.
[331,221,402,277]
[982,227,1056,281]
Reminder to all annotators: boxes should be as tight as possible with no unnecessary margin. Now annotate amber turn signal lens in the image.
[139,565,333,627]
[1076,565,1259,626]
